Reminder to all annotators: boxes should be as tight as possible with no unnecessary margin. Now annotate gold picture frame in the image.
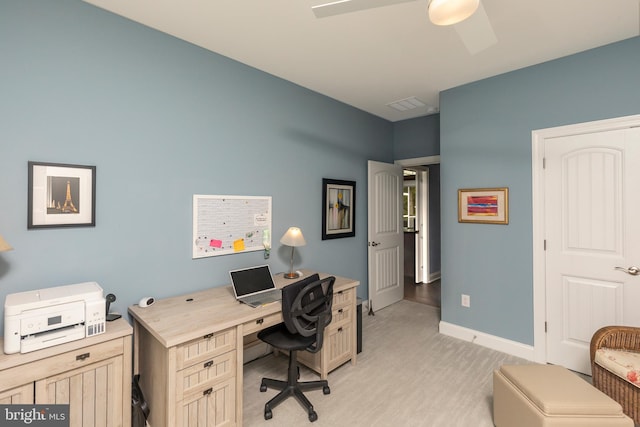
[458,187,508,225]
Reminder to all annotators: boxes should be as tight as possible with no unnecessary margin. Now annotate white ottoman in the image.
[493,364,633,427]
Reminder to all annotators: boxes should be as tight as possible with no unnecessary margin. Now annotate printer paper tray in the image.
[21,323,85,353]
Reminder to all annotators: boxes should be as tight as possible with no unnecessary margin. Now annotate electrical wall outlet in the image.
[461,294,471,308]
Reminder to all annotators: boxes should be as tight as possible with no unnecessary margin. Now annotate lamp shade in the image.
[428,0,479,26]
[280,227,306,247]
[0,235,13,252]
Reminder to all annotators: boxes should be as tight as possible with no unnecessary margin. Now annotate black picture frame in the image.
[28,161,96,229]
[322,178,355,240]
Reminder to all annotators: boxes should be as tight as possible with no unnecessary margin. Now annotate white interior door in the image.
[367,160,404,313]
[545,127,640,374]
[416,169,429,283]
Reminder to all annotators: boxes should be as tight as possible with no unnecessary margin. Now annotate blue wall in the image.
[393,114,440,160]
[0,0,393,331]
[440,36,640,345]
[393,115,441,279]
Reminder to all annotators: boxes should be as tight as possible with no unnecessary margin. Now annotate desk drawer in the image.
[176,328,236,370]
[179,377,236,427]
[298,323,353,375]
[333,288,355,308]
[326,323,353,369]
[242,313,282,336]
[1,339,123,391]
[332,304,351,326]
[176,350,236,401]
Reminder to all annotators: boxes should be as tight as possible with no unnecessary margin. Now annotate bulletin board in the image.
[193,194,272,259]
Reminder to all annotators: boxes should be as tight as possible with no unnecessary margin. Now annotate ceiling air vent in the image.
[387,96,427,112]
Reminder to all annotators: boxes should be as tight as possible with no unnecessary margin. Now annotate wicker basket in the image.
[590,325,640,424]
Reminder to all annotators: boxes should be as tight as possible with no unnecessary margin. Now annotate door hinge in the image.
[545,321,547,333]
[543,157,546,169]
[544,240,546,250]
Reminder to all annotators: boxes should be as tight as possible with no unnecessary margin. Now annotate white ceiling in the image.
[82,0,640,122]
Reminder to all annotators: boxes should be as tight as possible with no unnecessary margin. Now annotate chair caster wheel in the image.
[323,385,330,395]
[260,384,267,392]
[264,409,272,420]
[308,411,318,422]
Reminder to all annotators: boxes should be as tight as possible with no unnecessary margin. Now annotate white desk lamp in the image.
[280,227,306,279]
[0,235,13,252]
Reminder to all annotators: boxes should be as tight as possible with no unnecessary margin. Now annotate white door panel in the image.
[368,160,404,312]
[417,170,429,283]
[545,127,640,374]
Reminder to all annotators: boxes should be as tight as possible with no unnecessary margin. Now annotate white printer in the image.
[4,282,106,354]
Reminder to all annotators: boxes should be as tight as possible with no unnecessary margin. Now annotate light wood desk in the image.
[128,270,359,427]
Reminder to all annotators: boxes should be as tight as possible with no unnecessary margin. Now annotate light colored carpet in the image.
[242,299,533,426]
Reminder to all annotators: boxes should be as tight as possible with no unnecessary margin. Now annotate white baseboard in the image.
[439,321,536,362]
[428,271,441,283]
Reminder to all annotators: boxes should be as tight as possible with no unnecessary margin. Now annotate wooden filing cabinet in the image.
[135,323,238,427]
[0,318,132,427]
[298,286,356,379]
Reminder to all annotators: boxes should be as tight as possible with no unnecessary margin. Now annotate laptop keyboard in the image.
[242,289,281,306]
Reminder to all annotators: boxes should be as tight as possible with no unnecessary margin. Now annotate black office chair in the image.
[258,274,335,422]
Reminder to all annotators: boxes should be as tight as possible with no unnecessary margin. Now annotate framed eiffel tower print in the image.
[28,161,96,229]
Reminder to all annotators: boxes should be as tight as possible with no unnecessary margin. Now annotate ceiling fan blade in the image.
[454,2,497,55]
[311,0,417,19]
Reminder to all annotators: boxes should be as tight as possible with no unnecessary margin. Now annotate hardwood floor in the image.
[403,276,441,308]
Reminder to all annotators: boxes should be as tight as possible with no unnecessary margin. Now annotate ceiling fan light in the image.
[428,0,480,26]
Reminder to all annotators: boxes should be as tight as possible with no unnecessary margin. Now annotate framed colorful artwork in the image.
[458,187,508,225]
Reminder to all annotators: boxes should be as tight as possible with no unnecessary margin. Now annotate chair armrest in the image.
[590,325,640,364]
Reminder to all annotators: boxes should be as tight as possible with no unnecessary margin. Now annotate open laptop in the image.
[229,265,282,307]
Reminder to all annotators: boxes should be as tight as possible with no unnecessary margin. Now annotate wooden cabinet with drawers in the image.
[298,287,356,379]
[0,318,132,427]
[135,324,237,427]
[129,270,359,427]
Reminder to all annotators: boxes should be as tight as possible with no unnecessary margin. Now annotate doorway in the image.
[396,157,441,308]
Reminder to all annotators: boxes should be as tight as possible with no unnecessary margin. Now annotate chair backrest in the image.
[281,274,335,353]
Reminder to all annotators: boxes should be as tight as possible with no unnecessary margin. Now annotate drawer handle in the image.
[256,318,264,325]
[76,352,90,361]
[204,360,213,368]
[338,309,343,313]
[338,327,343,333]
[203,333,214,339]
[203,387,213,396]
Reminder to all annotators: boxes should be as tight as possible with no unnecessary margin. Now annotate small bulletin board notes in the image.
[193,194,272,258]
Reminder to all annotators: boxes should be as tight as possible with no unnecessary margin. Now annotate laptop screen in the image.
[229,265,276,298]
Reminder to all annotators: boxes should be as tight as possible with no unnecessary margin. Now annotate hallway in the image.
[404,277,441,308]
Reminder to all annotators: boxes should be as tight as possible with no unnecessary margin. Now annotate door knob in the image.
[369,242,380,247]
[614,266,640,276]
